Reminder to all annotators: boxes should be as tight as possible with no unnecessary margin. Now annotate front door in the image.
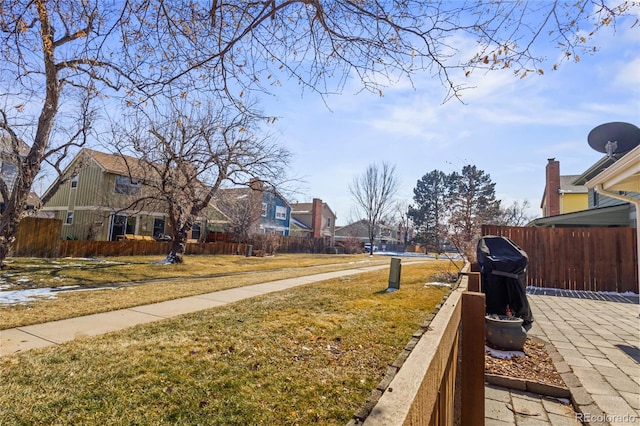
[110,215,127,241]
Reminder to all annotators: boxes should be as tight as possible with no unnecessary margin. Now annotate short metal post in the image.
[388,257,402,290]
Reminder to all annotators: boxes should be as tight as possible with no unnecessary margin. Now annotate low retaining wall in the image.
[351,265,485,426]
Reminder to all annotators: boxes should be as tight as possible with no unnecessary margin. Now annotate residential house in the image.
[0,134,40,214]
[216,181,291,236]
[584,144,639,285]
[335,219,401,249]
[531,154,639,228]
[540,158,588,217]
[40,148,225,241]
[290,198,336,244]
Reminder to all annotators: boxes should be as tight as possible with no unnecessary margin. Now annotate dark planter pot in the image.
[485,315,527,351]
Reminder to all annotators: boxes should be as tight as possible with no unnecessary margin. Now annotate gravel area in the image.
[485,337,566,388]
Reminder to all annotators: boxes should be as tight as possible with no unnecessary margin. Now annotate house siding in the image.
[560,193,588,214]
[589,188,631,209]
[260,191,290,235]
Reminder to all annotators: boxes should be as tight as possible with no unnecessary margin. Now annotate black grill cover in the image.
[477,236,533,329]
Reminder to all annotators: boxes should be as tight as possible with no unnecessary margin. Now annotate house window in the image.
[153,218,165,238]
[275,206,287,220]
[71,175,78,189]
[326,217,331,228]
[593,191,599,207]
[65,211,74,225]
[261,203,267,217]
[1,162,17,190]
[114,175,141,195]
[192,223,201,240]
[125,216,137,235]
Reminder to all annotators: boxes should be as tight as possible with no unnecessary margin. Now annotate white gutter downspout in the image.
[595,184,640,291]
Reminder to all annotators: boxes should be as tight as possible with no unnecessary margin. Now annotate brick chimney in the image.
[311,198,323,238]
[544,158,560,217]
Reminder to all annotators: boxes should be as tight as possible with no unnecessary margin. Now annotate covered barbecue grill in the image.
[477,235,533,330]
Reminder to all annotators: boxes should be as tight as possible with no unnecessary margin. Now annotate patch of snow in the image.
[0,285,114,305]
[485,345,526,360]
[424,282,452,288]
[527,286,639,296]
[0,288,58,305]
[16,277,30,283]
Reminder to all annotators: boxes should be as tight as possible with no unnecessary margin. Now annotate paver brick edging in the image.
[484,334,613,424]
[485,374,570,398]
[537,335,609,426]
[483,329,606,424]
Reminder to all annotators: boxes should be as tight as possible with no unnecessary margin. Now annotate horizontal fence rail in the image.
[482,225,638,293]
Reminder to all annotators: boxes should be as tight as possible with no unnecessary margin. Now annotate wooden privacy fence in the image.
[482,225,639,293]
[58,240,250,258]
[363,267,485,426]
[12,217,62,258]
[11,218,332,258]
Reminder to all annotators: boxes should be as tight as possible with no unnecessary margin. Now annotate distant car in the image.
[364,243,378,253]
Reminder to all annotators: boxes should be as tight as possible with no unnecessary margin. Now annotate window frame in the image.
[275,205,287,220]
[114,175,142,195]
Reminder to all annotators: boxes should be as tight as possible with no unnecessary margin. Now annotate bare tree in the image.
[498,200,536,226]
[215,184,265,244]
[395,200,413,246]
[0,1,633,266]
[115,101,290,263]
[350,162,399,255]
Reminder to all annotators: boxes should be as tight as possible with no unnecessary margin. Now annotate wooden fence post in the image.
[467,272,481,293]
[461,291,485,426]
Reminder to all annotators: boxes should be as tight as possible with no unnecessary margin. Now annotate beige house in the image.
[290,198,336,244]
[40,148,226,241]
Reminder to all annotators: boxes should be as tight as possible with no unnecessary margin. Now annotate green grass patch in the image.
[0,262,455,425]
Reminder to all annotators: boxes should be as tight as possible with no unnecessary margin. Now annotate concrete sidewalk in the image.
[1,263,399,356]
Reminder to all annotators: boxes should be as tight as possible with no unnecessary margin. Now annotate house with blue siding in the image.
[216,179,291,237]
[260,189,291,236]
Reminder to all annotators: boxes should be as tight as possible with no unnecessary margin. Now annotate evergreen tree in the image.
[409,170,450,252]
[447,165,502,257]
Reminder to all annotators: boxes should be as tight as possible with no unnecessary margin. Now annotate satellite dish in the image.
[587,122,640,160]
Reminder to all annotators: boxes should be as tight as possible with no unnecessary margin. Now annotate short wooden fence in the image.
[58,240,249,258]
[482,225,638,293]
[363,265,485,425]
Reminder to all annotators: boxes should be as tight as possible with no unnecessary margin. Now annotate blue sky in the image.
[262,14,639,225]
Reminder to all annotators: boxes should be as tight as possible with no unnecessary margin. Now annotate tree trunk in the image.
[165,234,187,264]
[0,4,59,267]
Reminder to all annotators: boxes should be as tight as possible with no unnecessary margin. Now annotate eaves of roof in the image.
[526,203,632,227]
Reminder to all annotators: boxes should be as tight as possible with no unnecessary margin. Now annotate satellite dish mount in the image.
[587,122,640,161]
[605,141,618,160]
